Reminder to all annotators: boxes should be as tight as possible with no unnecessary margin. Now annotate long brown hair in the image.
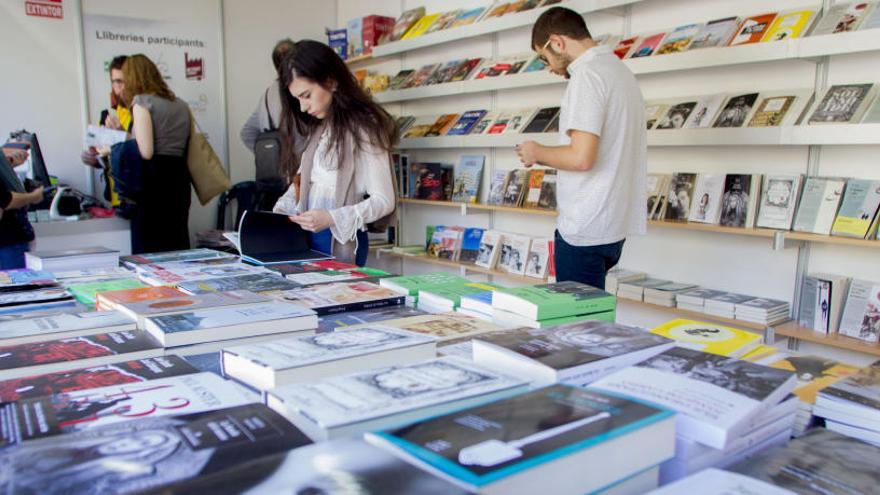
[278,40,398,181]
[122,54,175,106]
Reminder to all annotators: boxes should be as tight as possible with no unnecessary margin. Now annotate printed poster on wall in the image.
[82,14,226,166]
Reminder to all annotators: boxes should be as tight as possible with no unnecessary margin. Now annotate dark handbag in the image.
[109,139,143,218]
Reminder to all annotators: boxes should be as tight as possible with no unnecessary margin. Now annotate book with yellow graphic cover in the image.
[649,319,762,357]
[770,355,859,404]
[401,13,441,39]
[761,9,817,42]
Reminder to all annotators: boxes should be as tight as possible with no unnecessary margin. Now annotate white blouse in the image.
[273,127,395,244]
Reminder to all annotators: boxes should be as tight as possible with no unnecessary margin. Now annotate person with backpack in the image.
[240,39,303,210]
[272,40,397,266]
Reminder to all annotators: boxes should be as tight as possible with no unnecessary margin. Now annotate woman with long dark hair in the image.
[273,40,397,266]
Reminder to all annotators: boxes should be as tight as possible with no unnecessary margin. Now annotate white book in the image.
[144,301,318,348]
[756,175,803,230]
[502,108,537,134]
[524,237,551,279]
[117,290,272,328]
[860,2,880,30]
[475,230,503,269]
[137,261,273,286]
[265,357,527,441]
[497,234,531,276]
[684,94,727,128]
[222,325,436,390]
[792,177,846,235]
[590,347,796,450]
[690,17,741,49]
[24,246,119,272]
[688,174,726,224]
[0,311,134,346]
[811,2,875,35]
[838,279,880,342]
[654,468,795,494]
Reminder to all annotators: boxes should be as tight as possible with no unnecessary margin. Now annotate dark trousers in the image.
[130,154,192,255]
[554,230,624,290]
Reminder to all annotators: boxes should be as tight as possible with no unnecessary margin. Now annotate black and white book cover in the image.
[0,403,311,494]
[729,429,880,494]
[316,305,426,333]
[756,175,802,230]
[149,438,470,494]
[367,384,673,490]
[719,174,753,227]
[808,83,875,124]
[178,273,301,296]
[820,365,880,411]
[664,173,697,221]
[712,93,760,128]
[656,101,697,129]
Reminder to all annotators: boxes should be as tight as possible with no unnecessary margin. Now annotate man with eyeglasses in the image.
[516,7,646,291]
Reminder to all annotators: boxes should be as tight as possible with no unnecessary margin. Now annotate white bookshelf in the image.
[370,0,642,58]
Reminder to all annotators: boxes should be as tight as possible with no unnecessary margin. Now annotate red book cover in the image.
[363,15,395,54]
[96,286,186,311]
[548,239,556,280]
[310,260,360,271]
[614,36,639,59]
[415,163,444,200]
[629,32,666,58]
[729,13,778,46]
[0,355,198,402]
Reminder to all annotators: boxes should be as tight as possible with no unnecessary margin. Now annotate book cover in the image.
[414,163,444,200]
[66,278,147,306]
[656,23,702,55]
[177,273,301,295]
[756,174,803,230]
[859,3,880,31]
[644,103,669,129]
[0,287,73,307]
[316,305,425,333]
[447,110,488,136]
[471,112,498,135]
[0,310,134,345]
[629,32,666,58]
[664,173,697,221]
[729,13,778,45]
[649,319,762,357]
[808,84,875,124]
[119,248,234,268]
[146,301,316,334]
[811,2,874,35]
[119,290,270,320]
[522,169,545,209]
[761,9,815,41]
[285,267,390,286]
[713,93,760,127]
[389,7,426,41]
[137,262,270,286]
[0,403,311,493]
[646,174,668,219]
[426,59,465,86]
[486,170,508,205]
[537,170,557,210]
[388,69,415,90]
[748,95,797,127]
[0,372,255,446]
[522,107,559,133]
[688,173,726,224]
[96,286,185,310]
[451,155,485,203]
[278,282,404,316]
[0,269,54,289]
[684,94,727,128]
[719,174,755,227]
[519,54,547,73]
[423,10,462,35]
[832,179,880,238]
[503,108,536,134]
[613,36,639,58]
[497,234,531,275]
[819,364,880,410]
[27,246,117,260]
[656,101,697,129]
[268,358,525,430]
[420,283,498,310]
[451,7,486,27]
[369,312,503,342]
[770,355,860,405]
[0,355,197,402]
[367,385,673,490]
[493,282,616,321]
[487,112,512,134]
[793,177,846,235]
[838,279,880,342]
[475,231,503,269]
[501,169,530,207]
[401,13,441,39]
[425,114,460,136]
[690,17,741,49]
[458,227,485,263]
[524,237,551,279]
[402,64,440,89]
[380,273,470,296]
[448,58,484,82]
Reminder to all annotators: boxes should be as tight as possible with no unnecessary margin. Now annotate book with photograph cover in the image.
[761,9,816,41]
[475,230,503,269]
[503,108,536,134]
[0,269,54,291]
[613,35,639,58]
[401,63,439,89]
[646,174,668,219]
[684,94,726,128]
[136,261,272,287]
[283,267,390,287]
[688,173,726,224]
[656,23,702,55]
[629,32,666,58]
[832,179,880,238]
[0,331,164,381]
[0,372,254,447]
[402,116,437,138]
[425,114,459,136]
[315,305,424,333]
[591,346,796,449]
[644,103,669,129]
[451,155,484,203]
[811,2,874,35]
[690,17,741,49]
[388,70,415,90]
[838,279,880,342]
[497,234,531,276]
[486,170,508,205]
[793,177,846,235]
[524,237,551,279]
[808,83,876,124]
[471,111,498,135]
[458,228,485,263]
[729,13,778,45]
[656,101,697,129]
[277,282,404,316]
[266,358,527,441]
[447,110,487,136]
[388,7,425,41]
[427,227,462,260]
[719,174,758,228]
[0,355,197,402]
[756,174,803,230]
[366,384,674,494]
[177,273,301,296]
[451,6,487,28]
[522,169,545,209]
[448,57,484,82]
[423,10,462,35]
[713,93,760,127]
[473,321,674,386]
[501,169,530,207]
[816,363,880,418]
[664,173,697,221]
[522,106,559,133]
[748,95,798,127]
[650,319,762,358]
[537,170,557,210]
[770,355,860,406]
[0,403,311,494]
[414,163,444,200]
[369,311,504,342]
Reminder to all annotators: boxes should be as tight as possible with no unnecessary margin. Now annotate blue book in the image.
[451,155,485,203]
[447,110,488,136]
[458,228,485,263]
[366,384,675,494]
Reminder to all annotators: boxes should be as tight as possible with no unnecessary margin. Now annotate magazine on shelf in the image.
[838,279,880,342]
[628,32,666,58]
[451,155,484,203]
[684,94,727,128]
[688,173,726,224]
[656,101,698,129]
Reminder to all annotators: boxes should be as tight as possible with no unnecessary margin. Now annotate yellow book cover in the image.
[770,355,859,404]
[649,319,762,357]
[401,13,441,39]
[832,216,873,238]
[740,344,778,362]
[761,10,815,42]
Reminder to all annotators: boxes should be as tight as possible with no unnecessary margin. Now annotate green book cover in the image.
[381,273,471,296]
[497,282,616,320]
[66,278,147,306]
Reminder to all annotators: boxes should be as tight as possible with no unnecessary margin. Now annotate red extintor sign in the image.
[26,0,63,19]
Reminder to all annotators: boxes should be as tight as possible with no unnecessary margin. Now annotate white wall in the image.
[346,0,880,363]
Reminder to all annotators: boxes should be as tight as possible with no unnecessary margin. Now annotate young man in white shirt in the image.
[517,7,646,290]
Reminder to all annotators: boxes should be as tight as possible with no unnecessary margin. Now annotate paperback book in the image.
[277,281,405,315]
[756,174,803,230]
[364,312,505,342]
[451,155,484,203]
[649,319,762,358]
[0,310,134,346]
[177,273,302,296]
[492,281,616,321]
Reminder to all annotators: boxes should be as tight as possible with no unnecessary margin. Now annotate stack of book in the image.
[114,289,271,328]
[64,277,147,306]
[276,281,405,315]
[644,281,699,307]
[734,297,791,325]
[675,288,730,313]
[604,267,647,295]
[769,354,861,436]
[590,346,797,484]
[814,361,880,445]
[703,292,754,319]
[0,285,77,315]
[380,272,470,305]
[0,309,135,345]
[490,281,616,328]
[617,277,674,302]
[472,321,674,387]
[417,281,500,313]
[119,248,237,269]
[95,285,186,311]
[650,319,763,358]
[24,246,119,272]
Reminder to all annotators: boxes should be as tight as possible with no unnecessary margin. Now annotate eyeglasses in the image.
[537,38,552,64]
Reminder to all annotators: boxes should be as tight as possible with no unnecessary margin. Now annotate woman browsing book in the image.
[273,40,397,266]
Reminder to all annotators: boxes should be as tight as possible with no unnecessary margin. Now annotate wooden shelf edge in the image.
[616,298,773,332]
[775,322,880,357]
[399,198,558,216]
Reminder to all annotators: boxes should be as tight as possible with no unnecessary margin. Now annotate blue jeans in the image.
[554,230,624,290]
[310,229,370,267]
[0,242,29,270]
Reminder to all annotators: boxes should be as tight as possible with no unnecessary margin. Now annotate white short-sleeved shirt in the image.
[556,44,647,246]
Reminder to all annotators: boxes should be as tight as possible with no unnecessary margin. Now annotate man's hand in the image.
[28,187,44,205]
[81,148,101,168]
[516,141,540,168]
[289,210,333,233]
[2,148,28,167]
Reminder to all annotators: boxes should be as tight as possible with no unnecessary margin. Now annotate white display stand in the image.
[32,216,131,255]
